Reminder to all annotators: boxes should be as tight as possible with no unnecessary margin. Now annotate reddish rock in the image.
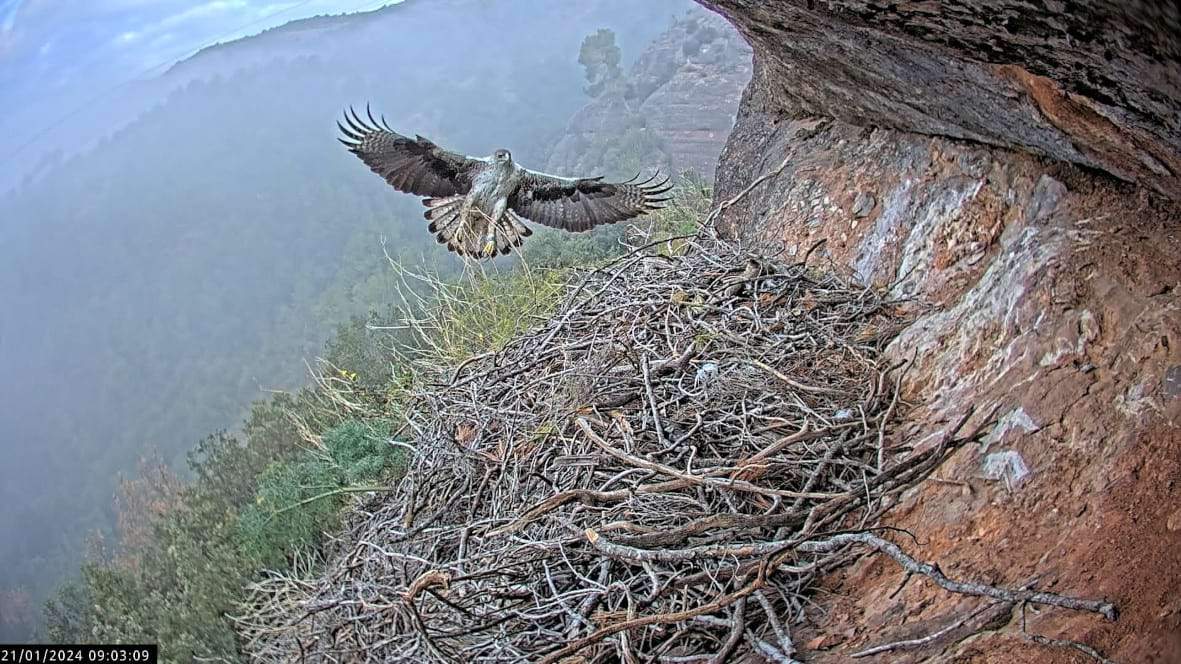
[706,3,1181,662]
[699,0,1181,197]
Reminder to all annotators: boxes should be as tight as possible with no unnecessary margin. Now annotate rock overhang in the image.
[696,0,1181,196]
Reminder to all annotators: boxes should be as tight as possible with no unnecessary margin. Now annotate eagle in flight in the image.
[338,106,672,257]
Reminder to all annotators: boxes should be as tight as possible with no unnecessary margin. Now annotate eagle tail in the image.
[424,196,463,226]
[422,198,533,258]
[423,196,466,248]
[491,210,532,256]
[423,197,482,256]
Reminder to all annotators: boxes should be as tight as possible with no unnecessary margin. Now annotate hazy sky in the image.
[0,0,398,100]
[0,0,404,177]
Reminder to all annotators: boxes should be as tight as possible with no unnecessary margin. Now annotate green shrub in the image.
[325,420,404,484]
[45,251,579,659]
[237,419,403,569]
[519,224,627,268]
[401,265,567,366]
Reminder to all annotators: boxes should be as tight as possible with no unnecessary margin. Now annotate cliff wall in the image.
[702,3,1181,661]
[546,10,751,179]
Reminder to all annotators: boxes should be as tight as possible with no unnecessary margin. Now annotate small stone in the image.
[1163,366,1181,399]
[851,191,876,218]
[1168,508,1181,532]
[1028,175,1067,222]
[1079,310,1100,344]
[957,150,990,178]
[805,635,833,650]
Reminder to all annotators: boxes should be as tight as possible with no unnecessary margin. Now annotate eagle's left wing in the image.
[508,170,672,232]
[337,106,480,198]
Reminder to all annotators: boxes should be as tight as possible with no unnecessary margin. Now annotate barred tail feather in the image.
[491,211,532,256]
[424,196,463,224]
[423,196,466,248]
[422,198,533,258]
[429,207,463,239]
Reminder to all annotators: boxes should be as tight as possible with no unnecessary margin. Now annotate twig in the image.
[850,600,1002,658]
[799,533,1117,620]
[235,229,1107,664]
[266,485,392,520]
[1022,632,1118,664]
[537,572,767,664]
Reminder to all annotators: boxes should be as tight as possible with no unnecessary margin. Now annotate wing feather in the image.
[337,105,479,198]
[508,169,672,232]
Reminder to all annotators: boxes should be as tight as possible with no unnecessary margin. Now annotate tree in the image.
[578,28,622,97]
[0,588,35,637]
[43,581,93,643]
[113,454,183,573]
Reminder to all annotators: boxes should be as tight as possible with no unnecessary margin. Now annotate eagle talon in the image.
[482,239,496,256]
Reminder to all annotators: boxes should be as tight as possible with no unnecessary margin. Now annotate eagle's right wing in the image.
[337,106,480,198]
[509,170,671,232]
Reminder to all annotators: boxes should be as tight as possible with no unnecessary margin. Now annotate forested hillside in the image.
[0,0,702,640]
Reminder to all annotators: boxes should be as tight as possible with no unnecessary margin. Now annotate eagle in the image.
[337,107,672,257]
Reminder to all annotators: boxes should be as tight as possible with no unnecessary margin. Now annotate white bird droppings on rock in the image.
[983,450,1031,490]
[983,407,1039,451]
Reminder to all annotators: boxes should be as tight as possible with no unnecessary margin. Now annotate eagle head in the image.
[493,149,512,164]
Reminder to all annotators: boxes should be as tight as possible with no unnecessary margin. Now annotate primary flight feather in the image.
[337,106,672,258]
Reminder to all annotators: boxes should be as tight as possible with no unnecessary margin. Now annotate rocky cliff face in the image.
[546,11,751,179]
[701,1,1181,197]
[703,2,1181,662]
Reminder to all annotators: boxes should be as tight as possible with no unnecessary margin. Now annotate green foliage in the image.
[324,420,404,484]
[645,170,714,243]
[404,265,568,366]
[322,310,413,391]
[578,28,623,97]
[238,420,403,570]
[73,486,255,660]
[43,369,406,661]
[42,581,92,643]
[237,461,338,571]
[520,224,628,268]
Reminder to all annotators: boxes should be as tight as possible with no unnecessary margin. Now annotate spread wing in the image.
[508,170,672,232]
[337,106,481,198]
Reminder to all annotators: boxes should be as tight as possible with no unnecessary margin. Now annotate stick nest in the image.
[236,236,956,662]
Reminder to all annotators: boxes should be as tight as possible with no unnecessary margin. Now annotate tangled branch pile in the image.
[236,235,1112,662]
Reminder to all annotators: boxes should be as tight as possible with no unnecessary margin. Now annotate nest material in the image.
[233,236,975,662]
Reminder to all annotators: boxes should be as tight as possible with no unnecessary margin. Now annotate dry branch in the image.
[797,533,1116,621]
[234,229,1113,663]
